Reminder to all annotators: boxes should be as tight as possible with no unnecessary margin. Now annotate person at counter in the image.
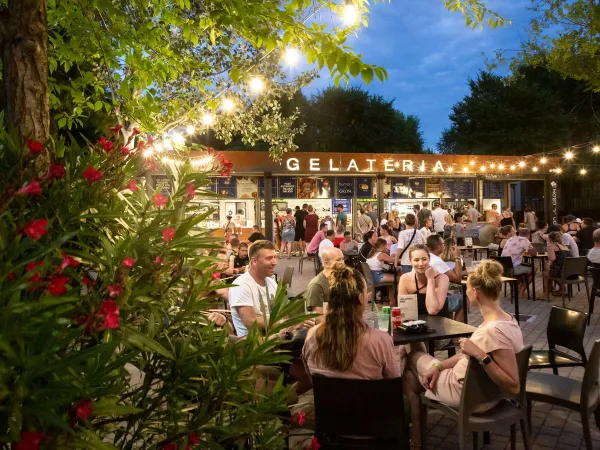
[524,206,537,232]
[340,231,359,253]
[306,222,328,255]
[465,200,481,231]
[499,206,515,228]
[223,215,239,236]
[488,203,501,226]
[418,201,431,226]
[248,225,265,243]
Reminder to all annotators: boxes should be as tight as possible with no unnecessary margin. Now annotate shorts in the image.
[372,270,385,283]
[282,230,295,243]
[446,294,462,313]
[295,229,305,241]
[401,265,412,273]
[513,265,532,276]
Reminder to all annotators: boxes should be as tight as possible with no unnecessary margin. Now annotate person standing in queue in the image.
[294,203,308,254]
[303,205,319,245]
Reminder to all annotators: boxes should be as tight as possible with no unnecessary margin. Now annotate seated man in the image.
[305,247,344,323]
[247,225,265,243]
[339,231,358,253]
[575,217,597,252]
[306,223,328,255]
[588,228,600,264]
[318,229,335,259]
[502,228,537,297]
[531,220,548,245]
[223,242,250,277]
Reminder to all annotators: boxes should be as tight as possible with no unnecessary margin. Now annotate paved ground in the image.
[276,253,600,450]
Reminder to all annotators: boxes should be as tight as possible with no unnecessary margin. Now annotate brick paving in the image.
[276,254,600,450]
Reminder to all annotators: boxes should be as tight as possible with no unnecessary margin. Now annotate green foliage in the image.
[0,129,309,448]
[443,0,509,29]
[293,87,425,153]
[437,66,600,155]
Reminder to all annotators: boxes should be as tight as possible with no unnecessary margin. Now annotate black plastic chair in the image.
[422,346,532,450]
[528,306,588,374]
[360,262,394,304]
[312,375,409,449]
[588,267,600,325]
[490,255,530,300]
[548,256,590,307]
[527,339,600,450]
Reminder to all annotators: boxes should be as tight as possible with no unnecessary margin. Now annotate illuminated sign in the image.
[285,157,448,173]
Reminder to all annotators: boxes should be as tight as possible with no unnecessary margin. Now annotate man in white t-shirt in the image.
[318,229,335,259]
[547,225,580,257]
[588,228,600,264]
[502,228,536,297]
[395,213,424,273]
[431,201,447,233]
[426,234,462,284]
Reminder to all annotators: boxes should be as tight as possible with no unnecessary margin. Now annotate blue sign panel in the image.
[278,177,297,198]
[409,178,426,197]
[336,178,354,198]
[217,177,236,198]
[391,177,410,198]
[356,177,373,198]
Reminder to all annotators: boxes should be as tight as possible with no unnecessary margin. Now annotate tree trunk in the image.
[0,0,49,143]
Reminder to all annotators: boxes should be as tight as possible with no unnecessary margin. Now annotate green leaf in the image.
[361,67,374,84]
[120,325,175,360]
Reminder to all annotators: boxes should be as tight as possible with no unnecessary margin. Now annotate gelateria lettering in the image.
[286,157,446,173]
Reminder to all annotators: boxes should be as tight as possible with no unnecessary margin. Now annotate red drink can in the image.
[392,316,402,329]
[391,307,401,317]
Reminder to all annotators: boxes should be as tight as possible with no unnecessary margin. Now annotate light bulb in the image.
[222,98,235,113]
[533,166,539,173]
[580,168,587,175]
[555,167,563,174]
[480,166,486,172]
[540,157,547,164]
[154,143,163,152]
[448,167,454,173]
[163,138,173,150]
[419,163,425,172]
[518,161,525,168]
[283,47,300,66]
[172,133,185,146]
[510,165,516,171]
[470,160,475,166]
[249,76,264,94]
[341,3,359,26]
[394,162,400,168]
[490,163,496,169]
[186,125,195,135]
[499,164,505,170]
[202,113,215,127]
[161,156,171,163]
[565,150,574,160]
[463,167,468,173]
[143,148,153,158]
[593,146,600,153]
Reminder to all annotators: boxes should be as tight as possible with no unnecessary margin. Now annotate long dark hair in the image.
[314,261,367,372]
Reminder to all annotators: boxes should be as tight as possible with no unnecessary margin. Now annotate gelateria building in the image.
[151,151,560,239]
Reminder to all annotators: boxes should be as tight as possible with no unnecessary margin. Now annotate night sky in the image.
[301,0,534,150]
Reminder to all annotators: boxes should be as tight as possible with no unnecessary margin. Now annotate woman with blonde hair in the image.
[403,260,524,448]
[302,261,400,379]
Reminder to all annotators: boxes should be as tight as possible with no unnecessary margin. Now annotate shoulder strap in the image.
[399,229,417,261]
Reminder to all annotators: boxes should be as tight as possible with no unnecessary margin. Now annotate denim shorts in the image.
[401,265,412,273]
[282,230,295,243]
[372,270,385,283]
[447,294,462,313]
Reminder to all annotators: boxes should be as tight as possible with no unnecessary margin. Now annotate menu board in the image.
[236,177,258,199]
[483,181,504,199]
[217,177,236,198]
[317,178,333,199]
[336,178,354,198]
[356,177,374,198]
[278,177,297,198]
[426,178,443,197]
[391,177,410,198]
[152,175,173,196]
[442,179,457,198]
[409,178,426,197]
[456,179,475,198]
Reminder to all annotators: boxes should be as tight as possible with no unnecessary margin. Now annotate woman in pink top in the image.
[303,261,400,380]
[403,260,524,448]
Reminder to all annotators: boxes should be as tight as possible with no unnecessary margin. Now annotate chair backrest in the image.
[561,257,589,280]
[312,375,409,445]
[581,339,600,410]
[547,306,588,360]
[590,267,600,290]
[281,266,294,287]
[459,346,532,427]
[360,262,375,292]
[490,256,514,275]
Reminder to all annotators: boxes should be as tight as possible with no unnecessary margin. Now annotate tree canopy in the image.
[437,66,600,155]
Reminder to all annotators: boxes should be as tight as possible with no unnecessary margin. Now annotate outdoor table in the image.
[461,276,520,323]
[457,245,489,261]
[392,314,476,355]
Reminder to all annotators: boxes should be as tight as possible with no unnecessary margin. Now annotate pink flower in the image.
[122,257,135,269]
[152,193,168,208]
[82,275,95,287]
[189,432,199,445]
[127,179,139,192]
[185,183,196,198]
[26,261,44,274]
[137,140,146,151]
[82,166,102,183]
[97,300,120,329]
[121,146,130,155]
[17,181,42,196]
[308,437,321,450]
[162,227,176,242]
[76,399,93,420]
[109,124,123,134]
[98,136,113,152]
[60,252,80,273]
[27,139,44,155]
[212,271,221,280]
[24,219,48,240]
[107,283,123,297]
[163,444,176,450]
[293,411,306,426]
[49,162,65,179]
[155,256,164,265]
[132,127,140,136]
[7,272,16,280]
[48,275,69,296]
[220,168,231,177]
[14,431,44,450]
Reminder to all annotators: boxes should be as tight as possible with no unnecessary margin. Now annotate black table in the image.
[392,314,476,354]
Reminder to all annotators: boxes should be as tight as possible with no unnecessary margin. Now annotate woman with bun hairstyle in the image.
[403,260,524,448]
[302,261,400,379]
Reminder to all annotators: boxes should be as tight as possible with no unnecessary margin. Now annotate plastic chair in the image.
[281,266,294,288]
[588,267,600,325]
[528,306,588,374]
[548,257,590,307]
[360,262,394,303]
[527,339,600,450]
[422,346,532,450]
[313,375,410,449]
[490,256,530,300]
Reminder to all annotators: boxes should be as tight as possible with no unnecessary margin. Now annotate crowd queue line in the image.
[207,205,600,449]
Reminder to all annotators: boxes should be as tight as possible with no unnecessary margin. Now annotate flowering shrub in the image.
[0,126,305,449]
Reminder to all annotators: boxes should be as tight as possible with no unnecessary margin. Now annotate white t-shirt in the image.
[429,253,451,274]
[502,236,533,267]
[420,227,432,240]
[366,252,385,272]
[432,208,447,232]
[588,247,600,264]
[318,238,334,256]
[561,233,580,257]
[397,228,425,265]
[229,272,277,337]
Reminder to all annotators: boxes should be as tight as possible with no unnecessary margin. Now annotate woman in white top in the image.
[366,238,396,304]
[420,217,433,240]
[403,260,524,447]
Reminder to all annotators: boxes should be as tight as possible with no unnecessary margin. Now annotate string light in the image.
[341,2,359,26]
[540,157,547,164]
[510,165,516,171]
[394,162,400,168]
[518,161,525,168]
[283,47,300,66]
[202,113,215,127]
[490,163,496,169]
[154,143,163,152]
[480,166,486,172]
[161,156,172,163]
[593,146,600,153]
[462,167,468,173]
[186,125,195,135]
[143,148,153,158]
[564,150,574,160]
[469,160,475,166]
[555,167,563,174]
[249,76,265,94]
[533,166,539,173]
[172,133,185,146]
[448,167,454,173]
[498,163,505,170]
[419,162,425,172]
[580,168,587,175]
[222,98,235,113]
[163,138,173,150]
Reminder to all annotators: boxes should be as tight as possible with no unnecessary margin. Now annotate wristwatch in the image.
[479,354,493,367]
